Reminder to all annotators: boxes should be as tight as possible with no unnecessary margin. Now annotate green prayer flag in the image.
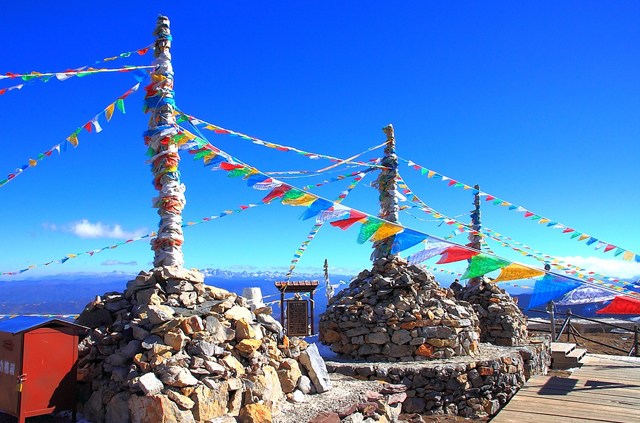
[116,98,125,114]
[357,220,384,244]
[570,231,582,239]
[461,255,511,280]
[281,189,305,201]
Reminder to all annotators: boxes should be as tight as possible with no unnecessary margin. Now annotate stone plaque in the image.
[286,300,309,336]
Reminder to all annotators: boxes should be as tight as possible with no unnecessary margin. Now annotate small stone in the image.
[181,315,205,334]
[224,305,253,322]
[277,358,302,393]
[138,372,164,395]
[164,328,189,351]
[391,329,412,345]
[416,344,434,357]
[235,318,257,340]
[191,383,228,421]
[129,394,195,423]
[160,366,199,387]
[236,338,262,355]
[221,355,246,376]
[298,343,332,393]
[297,375,313,394]
[205,316,236,343]
[239,403,272,423]
[167,389,195,410]
[204,360,226,375]
[146,305,175,325]
[289,389,306,403]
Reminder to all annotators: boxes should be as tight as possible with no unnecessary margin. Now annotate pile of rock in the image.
[326,344,529,419]
[76,266,332,423]
[309,385,406,423]
[319,257,481,361]
[454,278,528,346]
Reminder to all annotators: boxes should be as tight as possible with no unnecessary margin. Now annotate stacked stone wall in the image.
[320,257,481,361]
[325,342,550,420]
[453,279,528,346]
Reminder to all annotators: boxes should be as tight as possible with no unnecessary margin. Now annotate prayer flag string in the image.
[178,126,640,301]
[0,80,144,189]
[0,44,153,96]
[401,158,640,263]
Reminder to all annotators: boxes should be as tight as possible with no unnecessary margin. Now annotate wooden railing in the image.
[527,306,639,357]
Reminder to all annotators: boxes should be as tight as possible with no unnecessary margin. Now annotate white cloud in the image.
[67,219,147,239]
[102,260,138,266]
[557,256,640,280]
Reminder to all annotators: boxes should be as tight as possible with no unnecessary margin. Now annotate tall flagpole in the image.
[468,184,482,285]
[145,16,186,268]
[371,124,400,261]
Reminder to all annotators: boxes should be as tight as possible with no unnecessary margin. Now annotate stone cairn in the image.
[76,266,332,423]
[319,256,481,361]
[453,278,528,347]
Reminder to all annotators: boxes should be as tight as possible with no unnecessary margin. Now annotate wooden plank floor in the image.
[492,354,640,423]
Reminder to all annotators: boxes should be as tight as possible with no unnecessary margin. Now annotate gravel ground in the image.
[278,372,382,423]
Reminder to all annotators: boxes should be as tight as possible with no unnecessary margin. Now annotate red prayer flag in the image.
[485,195,495,201]
[219,162,244,171]
[563,228,574,233]
[524,211,534,218]
[84,122,92,133]
[604,244,616,253]
[596,296,640,315]
[137,48,150,55]
[436,246,479,264]
[330,210,367,230]
[262,185,291,203]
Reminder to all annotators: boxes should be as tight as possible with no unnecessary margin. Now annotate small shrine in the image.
[275,280,319,337]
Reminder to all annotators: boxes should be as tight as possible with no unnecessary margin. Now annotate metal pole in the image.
[371,124,400,261]
[547,301,556,342]
[145,15,186,268]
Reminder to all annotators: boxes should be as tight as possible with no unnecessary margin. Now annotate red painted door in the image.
[22,327,77,417]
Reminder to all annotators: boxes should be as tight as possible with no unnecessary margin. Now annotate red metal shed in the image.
[0,317,85,423]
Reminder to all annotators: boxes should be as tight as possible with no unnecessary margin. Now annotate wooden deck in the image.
[492,354,640,423]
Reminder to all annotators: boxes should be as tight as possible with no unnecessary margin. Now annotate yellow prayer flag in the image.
[67,133,79,147]
[28,159,37,167]
[369,223,403,242]
[493,263,544,282]
[623,251,634,261]
[203,153,218,164]
[578,234,590,241]
[282,193,317,206]
[105,103,115,121]
[538,218,550,224]
[427,170,436,178]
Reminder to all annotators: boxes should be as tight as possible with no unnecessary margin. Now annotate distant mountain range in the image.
[0,269,635,321]
[0,269,351,317]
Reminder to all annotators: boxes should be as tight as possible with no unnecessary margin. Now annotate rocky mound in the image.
[76,266,332,423]
[319,257,481,361]
[454,278,528,346]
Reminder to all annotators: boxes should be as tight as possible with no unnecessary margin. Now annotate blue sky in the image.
[1,1,639,284]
